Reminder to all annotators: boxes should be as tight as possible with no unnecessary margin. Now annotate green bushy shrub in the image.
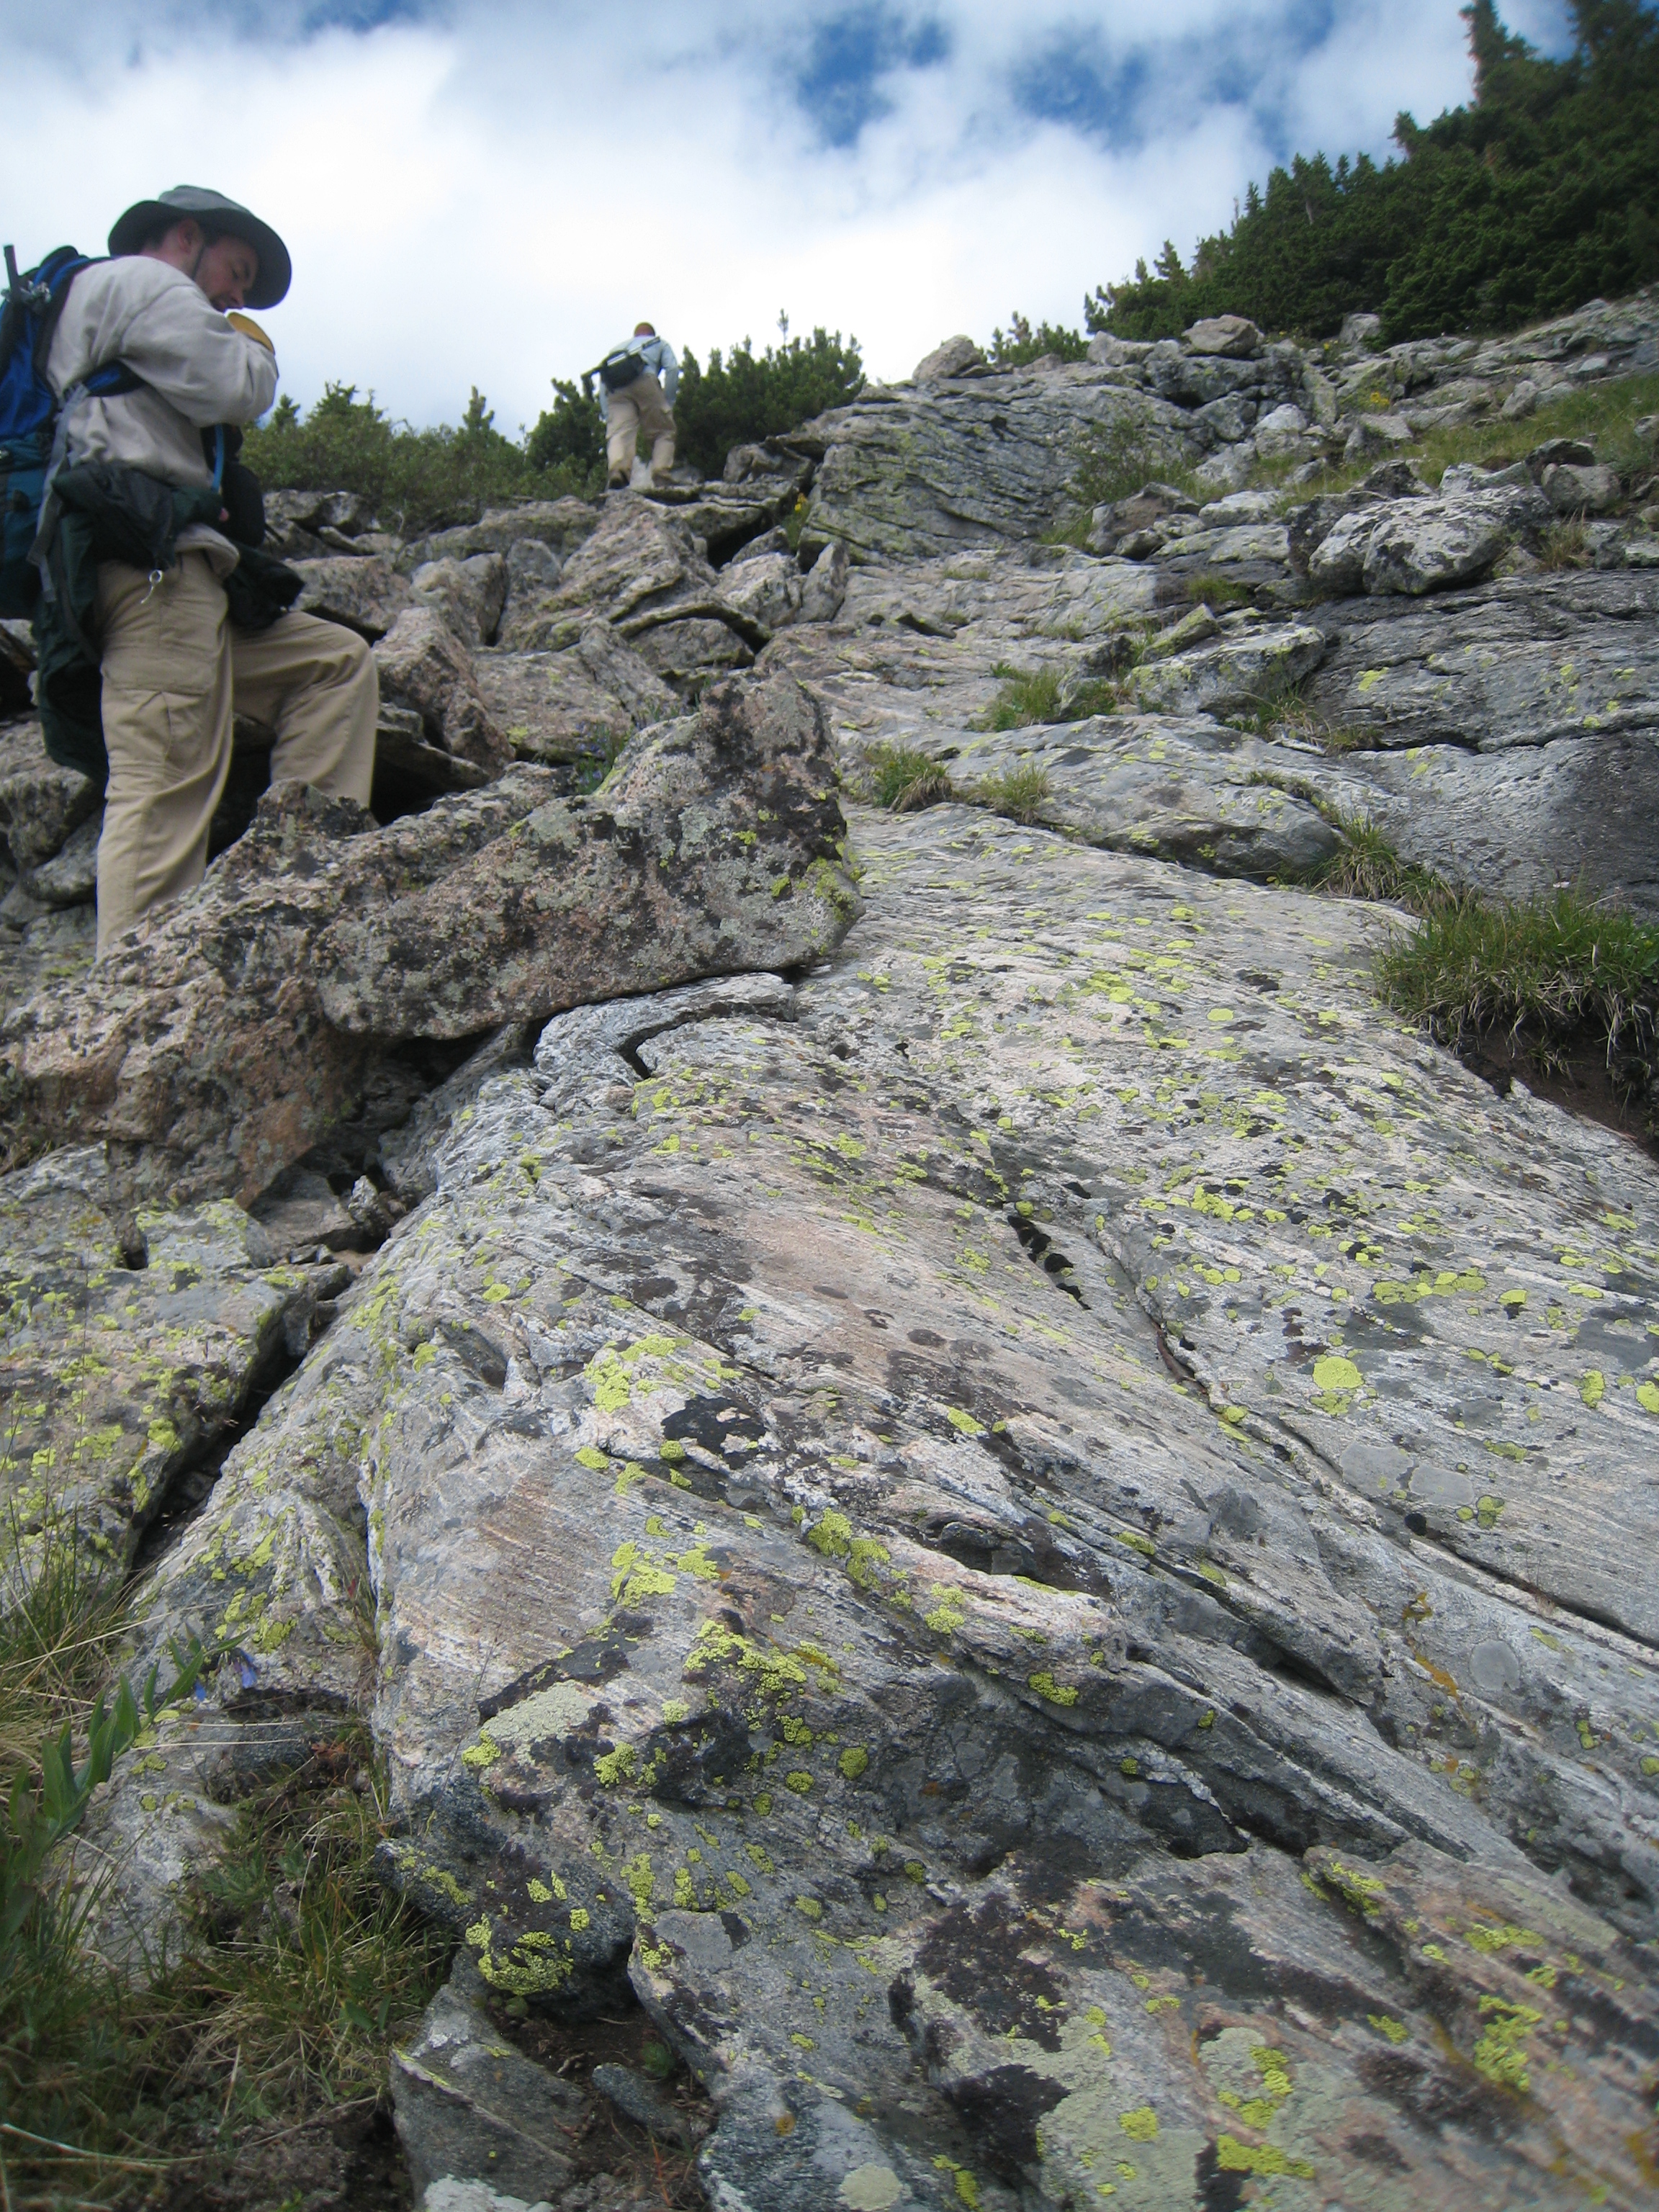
[243,384,599,534]
[1089,1,1659,345]
[670,327,865,477]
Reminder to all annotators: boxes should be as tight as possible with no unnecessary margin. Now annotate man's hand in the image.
[226,311,275,353]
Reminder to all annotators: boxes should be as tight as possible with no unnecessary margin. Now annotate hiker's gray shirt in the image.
[47,258,277,568]
[597,335,679,419]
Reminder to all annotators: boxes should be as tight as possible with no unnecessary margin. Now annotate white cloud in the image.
[0,0,1532,429]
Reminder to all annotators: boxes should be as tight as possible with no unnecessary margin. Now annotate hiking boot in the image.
[607,474,630,492]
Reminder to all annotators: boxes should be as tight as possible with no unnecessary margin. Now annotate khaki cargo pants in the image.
[605,374,675,485]
[94,550,379,957]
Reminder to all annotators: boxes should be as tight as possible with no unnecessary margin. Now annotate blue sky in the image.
[3,0,1573,431]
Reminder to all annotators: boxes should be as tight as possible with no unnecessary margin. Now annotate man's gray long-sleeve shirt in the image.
[595,334,678,419]
[47,256,278,569]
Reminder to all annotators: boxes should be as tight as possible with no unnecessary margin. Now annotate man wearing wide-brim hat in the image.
[46,185,377,957]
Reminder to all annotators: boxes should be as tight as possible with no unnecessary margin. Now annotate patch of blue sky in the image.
[794,4,950,148]
[1013,0,1346,159]
[300,0,431,30]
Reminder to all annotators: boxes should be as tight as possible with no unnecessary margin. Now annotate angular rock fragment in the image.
[0,673,858,1205]
[0,721,99,876]
[475,623,678,765]
[394,1959,582,2206]
[413,552,508,645]
[291,553,413,641]
[1184,313,1262,357]
[375,608,513,770]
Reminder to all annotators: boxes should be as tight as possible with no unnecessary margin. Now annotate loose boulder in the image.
[0,673,860,1207]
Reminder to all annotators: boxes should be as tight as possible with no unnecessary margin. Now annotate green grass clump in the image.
[0,1516,451,2205]
[1184,572,1256,608]
[972,764,1052,824]
[864,743,952,811]
[1539,519,1591,570]
[1314,811,1447,908]
[1377,889,1659,1058]
[987,665,1066,729]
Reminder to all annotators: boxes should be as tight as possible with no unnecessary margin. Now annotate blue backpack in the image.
[1,244,143,617]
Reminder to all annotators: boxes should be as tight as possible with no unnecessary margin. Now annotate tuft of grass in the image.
[1313,811,1447,909]
[1377,889,1659,1064]
[575,727,632,793]
[0,1514,451,2206]
[985,664,1123,729]
[971,764,1052,824]
[986,664,1065,729]
[1539,519,1591,570]
[1184,572,1256,608]
[864,742,952,811]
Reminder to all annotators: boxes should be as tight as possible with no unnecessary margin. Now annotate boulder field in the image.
[2,291,1658,2212]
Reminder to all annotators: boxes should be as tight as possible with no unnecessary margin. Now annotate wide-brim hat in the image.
[108,185,292,310]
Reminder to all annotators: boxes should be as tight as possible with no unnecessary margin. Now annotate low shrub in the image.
[863,743,952,811]
[670,327,865,478]
[244,385,598,534]
[988,313,1090,368]
[986,665,1065,729]
[1376,887,1659,1057]
[972,764,1052,824]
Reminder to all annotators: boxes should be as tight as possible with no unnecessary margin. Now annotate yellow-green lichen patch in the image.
[1118,2107,1159,2142]
[610,1539,677,1604]
[1367,2014,1409,2044]
[1029,1671,1079,1707]
[1462,1921,1540,1957]
[1215,2137,1314,2180]
[784,1770,814,1794]
[1472,1995,1543,2093]
[839,1746,870,1780]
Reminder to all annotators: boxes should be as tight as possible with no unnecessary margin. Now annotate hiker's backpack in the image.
[1,244,143,617]
[598,346,647,391]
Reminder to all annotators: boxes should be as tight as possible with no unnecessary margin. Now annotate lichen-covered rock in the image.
[102,800,1659,2209]
[789,374,1207,565]
[292,554,414,642]
[0,1144,328,1577]
[1123,620,1325,716]
[1303,569,1659,757]
[854,714,1343,883]
[374,608,512,770]
[475,624,678,766]
[0,673,859,1206]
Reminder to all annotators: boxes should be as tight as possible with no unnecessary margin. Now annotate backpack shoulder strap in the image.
[30,251,99,379]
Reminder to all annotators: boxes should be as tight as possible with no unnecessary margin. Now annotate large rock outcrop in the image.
[95,806,1659,2211]
[4,287,1659,2212]
[0,674,858,1208]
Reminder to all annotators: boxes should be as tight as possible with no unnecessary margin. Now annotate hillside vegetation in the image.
[243,326,862,534]
[1089,0,1659,343]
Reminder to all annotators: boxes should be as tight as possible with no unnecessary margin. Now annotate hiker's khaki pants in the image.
[94,552,379,957]
[606,374,675,484]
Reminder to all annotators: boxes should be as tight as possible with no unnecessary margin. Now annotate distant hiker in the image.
[597,323,679,491]
[36,186,378,956]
